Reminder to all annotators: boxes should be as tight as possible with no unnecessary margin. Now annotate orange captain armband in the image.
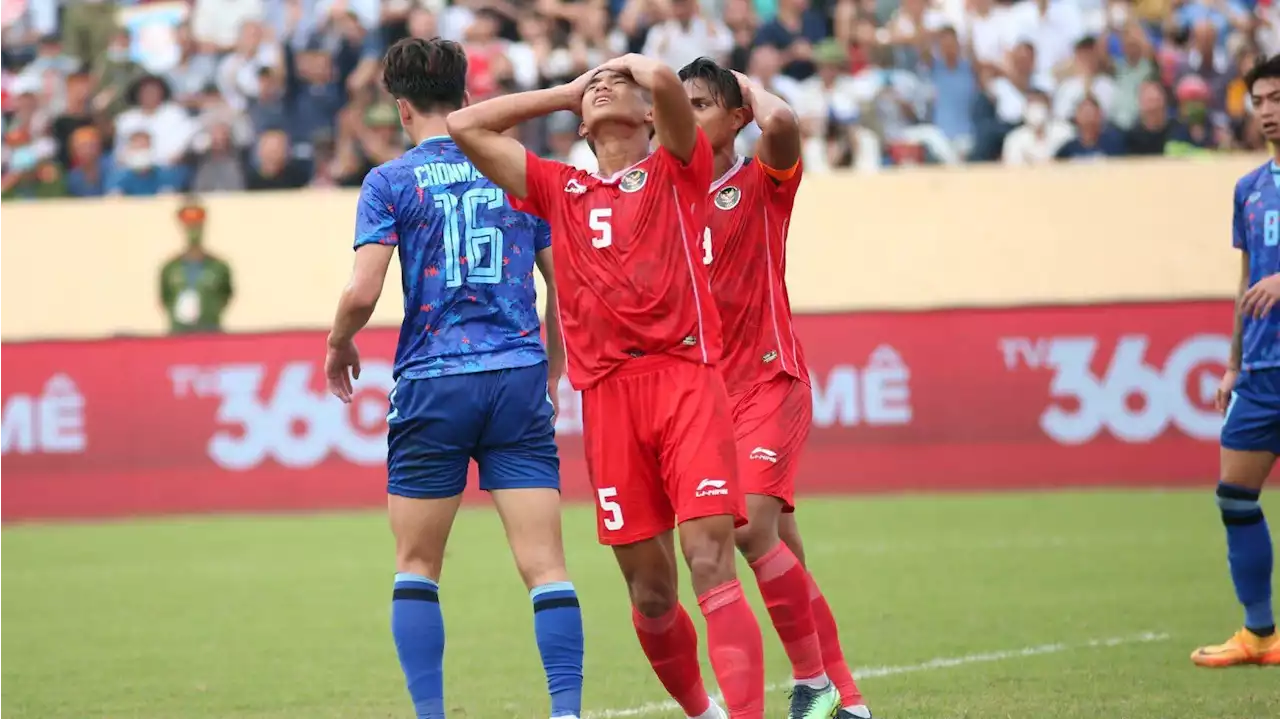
[758,158,799,183]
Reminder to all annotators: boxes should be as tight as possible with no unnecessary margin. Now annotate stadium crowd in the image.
[0,0,1275,199]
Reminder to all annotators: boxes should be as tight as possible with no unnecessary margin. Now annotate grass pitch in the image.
[4,489,1279,718]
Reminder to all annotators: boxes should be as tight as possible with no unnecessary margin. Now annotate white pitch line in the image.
[584,631,1170,719]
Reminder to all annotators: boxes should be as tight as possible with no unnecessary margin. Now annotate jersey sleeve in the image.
[533,217,552,252]
[757,157,803,205]
[353,169,398,249]
[510,150,570,220]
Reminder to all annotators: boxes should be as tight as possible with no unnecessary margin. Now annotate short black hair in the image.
[382,37,467,114]
[1245,54,1280,94]
[677,57,744,110]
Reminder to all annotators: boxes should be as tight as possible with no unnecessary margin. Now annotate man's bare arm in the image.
[447,86,581,200]
[735,71,800,172]
[1231,250,1249,370]
[535,247,566,381]
[328,244,395,347]
[607,53,698,163]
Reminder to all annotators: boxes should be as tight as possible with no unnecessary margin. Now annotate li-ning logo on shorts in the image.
[715,186,741,210]
[682,336,697,346]
[762,350,778,363]
[749,447,778,463]
[564,179,587,194]
[619,169,647,193]
[695,478,728,497]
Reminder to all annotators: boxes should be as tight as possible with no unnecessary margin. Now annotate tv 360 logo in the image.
[1000,334,1228,444]
[170,362,393,470]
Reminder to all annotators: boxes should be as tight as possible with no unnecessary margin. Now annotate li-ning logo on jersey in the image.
[618,169,647,193]
[564,179,587,194]
[695,478,728,497]
[762,350,779,364]
[749,447,778,463]
[715,186,741,210]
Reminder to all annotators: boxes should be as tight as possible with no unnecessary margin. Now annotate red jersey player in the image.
[679,58,874,719]
[447,54,766,719]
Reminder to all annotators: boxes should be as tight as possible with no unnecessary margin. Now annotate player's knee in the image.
[395,547,443,580]
[513,552,569,590]
[682,528,738,588]
[733,517,778,563]
[627,578,679,618]
[1217,482,1266,525]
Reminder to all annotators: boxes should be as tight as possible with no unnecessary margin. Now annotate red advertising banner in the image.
[1,301,1231,521]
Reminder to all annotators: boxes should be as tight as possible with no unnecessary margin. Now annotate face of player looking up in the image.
[683,78,746,153]
[579,69,651,139]
[1252,77,1280,144]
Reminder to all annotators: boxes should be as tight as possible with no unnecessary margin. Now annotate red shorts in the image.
[729,375,812,512]
[581,356,746,545]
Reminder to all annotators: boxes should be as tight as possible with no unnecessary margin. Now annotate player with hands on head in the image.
[448,52,768,719]
[680,56,874,718]
[1196,53,1280,669]
[325,37,584,719]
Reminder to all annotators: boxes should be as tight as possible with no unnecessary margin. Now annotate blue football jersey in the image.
[354,136,551,380]
[1233,160,1280,371]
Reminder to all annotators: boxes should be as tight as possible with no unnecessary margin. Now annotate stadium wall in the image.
[2,300,1231,521]
[0,156,1257,342]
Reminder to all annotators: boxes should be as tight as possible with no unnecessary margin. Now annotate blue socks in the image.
[532,581,585,718]
[1217,482,1275,635]
[391,573,446,719]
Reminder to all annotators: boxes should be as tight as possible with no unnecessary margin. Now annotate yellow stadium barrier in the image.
[0,156,1260,341]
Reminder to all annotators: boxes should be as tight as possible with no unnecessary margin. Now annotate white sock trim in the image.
[793,672,830,689]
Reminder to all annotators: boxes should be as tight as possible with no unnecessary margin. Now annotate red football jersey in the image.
[703,156,808,396]
[511,130,721,390]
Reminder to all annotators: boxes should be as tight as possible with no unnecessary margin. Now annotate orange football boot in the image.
[1191,628,1280,667]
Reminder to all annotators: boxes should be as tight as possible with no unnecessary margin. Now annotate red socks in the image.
[748,541,826,681]
[632,604,711,717]
[806,572,865,707]
[697,580,766,719]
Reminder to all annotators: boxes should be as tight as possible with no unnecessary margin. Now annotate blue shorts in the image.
[386,362,559,499]
[1221,368,1280,455]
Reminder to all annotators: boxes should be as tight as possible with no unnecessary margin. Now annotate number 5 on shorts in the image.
[597,487,624,531]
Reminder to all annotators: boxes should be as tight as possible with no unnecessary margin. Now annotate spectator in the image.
[963,0,1019,73]
[246,128,310,190]
[1055,95,1125,160]
[1011,0,1086,89]
[1053,36,1116,122]
[1124,79,1174,155]
[167,23,220,109]
[852,44,958,165]
[462,9,514,102]
[216,21,282,111]
[972,40,1038,160]
[65,126,112,197]
[115,75,196,166]
[51,70,96,167]
[642,0,733,70]
[2,141,67,201]
[191,0,265,53]
[545,110,598,172]
[159,198,234,335]
[1002,88,1073,165]
[109,131,185,196]
[94,29,147,117]
[61,0,119,73]
[1165,73,1225,155]
[1110,21,1158,130]
[191,122,248,193]
[287,44,343,144]
[249,67,291,136]
[793,39,861,138]
[16,34,80,90]
[886,0,947,68]
[926,25,979,160]
[1176,19,1231,111]
[725,0,760,71]
[755,0,829,80]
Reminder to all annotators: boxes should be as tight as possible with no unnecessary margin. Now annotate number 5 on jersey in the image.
[590,209,714,264]
[590,208,612,248]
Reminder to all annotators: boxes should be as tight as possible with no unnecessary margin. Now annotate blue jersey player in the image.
[1194,55,1280,668]
[324,38,586,716]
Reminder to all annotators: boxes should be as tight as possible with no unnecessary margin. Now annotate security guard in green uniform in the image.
[159,197,234,334]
